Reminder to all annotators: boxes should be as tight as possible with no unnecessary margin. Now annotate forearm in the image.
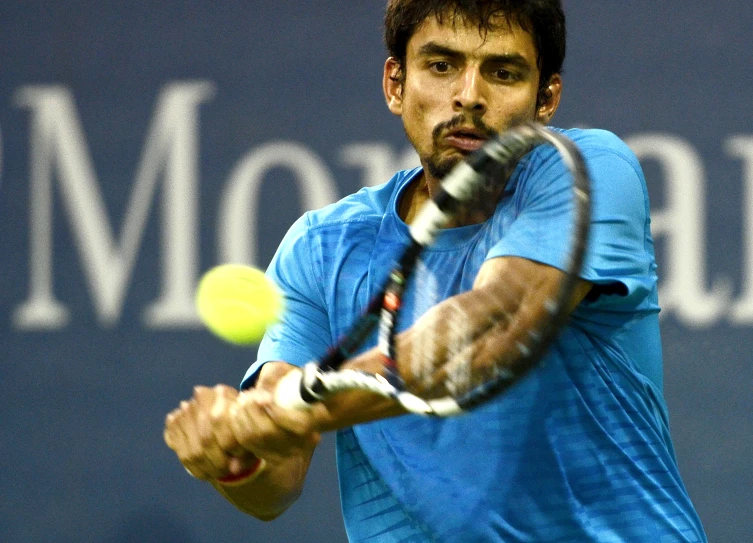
[212,257,595,521]
[316,384,407,432]
[312,257,593,411]
[257,360,406,434]
[254,256,593,432]
[210,448,315,521]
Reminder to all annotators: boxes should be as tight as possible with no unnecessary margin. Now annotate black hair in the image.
[384,0,566,98]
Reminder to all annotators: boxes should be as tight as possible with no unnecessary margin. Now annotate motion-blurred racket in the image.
[275,123,591,416]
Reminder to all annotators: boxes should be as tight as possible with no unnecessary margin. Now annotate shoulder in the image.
[560,128,648,203]
[558,127,629,151]
[516,127,647,199]
[302,167,420,231]
[522,127,639,170]
[553,127,643,177]
[275,167,420,260]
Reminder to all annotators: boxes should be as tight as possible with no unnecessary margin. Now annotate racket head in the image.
[275,124,591,416]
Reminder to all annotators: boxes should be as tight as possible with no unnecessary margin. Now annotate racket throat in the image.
[299,362,328,403]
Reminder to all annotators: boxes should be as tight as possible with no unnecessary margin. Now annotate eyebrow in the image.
[416,42,533,70]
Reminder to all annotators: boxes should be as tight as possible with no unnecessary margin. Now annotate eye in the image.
[430,61,452,73]
[493,69,518,81]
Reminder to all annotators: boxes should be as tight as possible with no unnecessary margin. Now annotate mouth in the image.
[443,127,488,152]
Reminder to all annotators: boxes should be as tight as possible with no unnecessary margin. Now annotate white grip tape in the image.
[409,201,448,246]
[274,370,313,410]
[440,161,484,201]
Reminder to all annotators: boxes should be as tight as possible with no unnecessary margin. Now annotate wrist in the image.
[215,457,267,486]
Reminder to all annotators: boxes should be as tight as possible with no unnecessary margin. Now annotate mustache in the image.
[432,114,497,140]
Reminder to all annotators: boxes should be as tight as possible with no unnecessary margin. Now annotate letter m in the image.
[13,82,214,329]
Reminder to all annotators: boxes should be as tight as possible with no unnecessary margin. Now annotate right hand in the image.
[229,363,324,467]
[163,363,322,483]
[164,384,254,481]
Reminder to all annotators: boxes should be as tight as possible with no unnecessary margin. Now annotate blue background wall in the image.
[1,1,751,541]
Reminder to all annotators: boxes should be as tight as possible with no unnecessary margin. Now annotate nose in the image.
[453,67,487,114]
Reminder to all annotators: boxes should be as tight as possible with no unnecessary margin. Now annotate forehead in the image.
[407,13,538,64]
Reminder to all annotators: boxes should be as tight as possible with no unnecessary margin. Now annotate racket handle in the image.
[274,369,314,410]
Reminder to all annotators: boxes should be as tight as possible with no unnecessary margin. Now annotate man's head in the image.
[382,0,566,181]
[384,0,566,108]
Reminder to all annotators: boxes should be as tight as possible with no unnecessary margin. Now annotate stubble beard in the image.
[422,113,497,179]
[426,152,462,180]
[417,113,531,223]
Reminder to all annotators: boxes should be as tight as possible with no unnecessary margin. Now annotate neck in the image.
[398,173,432,225]
[398,170,502,228]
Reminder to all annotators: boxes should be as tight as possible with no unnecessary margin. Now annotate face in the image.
[384,14,561,183]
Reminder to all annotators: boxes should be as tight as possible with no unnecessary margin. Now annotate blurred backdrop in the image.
[1,1,751,542]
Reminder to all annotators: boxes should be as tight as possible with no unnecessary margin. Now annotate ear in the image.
[535,74,562,124]
[383,57,404,116]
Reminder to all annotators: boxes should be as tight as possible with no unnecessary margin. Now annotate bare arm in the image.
[309,255,592,428]
[394,256,592,396]
[164,256,591,517]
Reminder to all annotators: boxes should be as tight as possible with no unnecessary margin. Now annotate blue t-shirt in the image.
[242,128,707,542]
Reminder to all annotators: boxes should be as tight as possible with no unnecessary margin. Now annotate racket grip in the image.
[274,369,314,410]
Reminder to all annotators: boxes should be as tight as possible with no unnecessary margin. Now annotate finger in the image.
[229,390,312,460]
[229,391,282,452]
[167,401,214,480]
[227,390,267,453]
[194,405,234,474]
[178,398,238,479]
[163,408,184,450]
[192,384,238,410]
[208,385,246,454]
[189,384,249,460]
[165,408,209,480]
[262,404,322,449]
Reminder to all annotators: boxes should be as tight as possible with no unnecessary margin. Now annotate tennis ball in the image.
[196,264,284,345]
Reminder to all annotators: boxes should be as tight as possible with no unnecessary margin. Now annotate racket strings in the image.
[440,299,476,398]
[399,264,563,401]
[397,281,517,399]
[407,259,443,392]
[288,124,591,416]
[436,285,522,398]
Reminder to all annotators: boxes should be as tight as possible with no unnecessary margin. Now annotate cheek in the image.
[403,80,447,120]
[401,112,427,155]
[401,93,438,144]
[489,94,539,128]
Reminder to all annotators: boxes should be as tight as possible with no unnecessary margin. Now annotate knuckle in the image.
[197,431,214,449]
[210,397,228,421]
[165,411,177,427]
[193,385,207,395]
[215,383,233,396]
[180,451,199,467]
[216,431,237,452]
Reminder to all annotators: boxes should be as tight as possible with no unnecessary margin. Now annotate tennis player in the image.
[165,1,708,540]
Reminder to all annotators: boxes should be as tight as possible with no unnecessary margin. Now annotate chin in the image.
[426,153,464,179]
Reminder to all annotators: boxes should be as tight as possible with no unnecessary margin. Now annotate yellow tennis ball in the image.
[196,264,284,345]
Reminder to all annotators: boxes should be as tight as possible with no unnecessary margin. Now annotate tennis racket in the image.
[275,122,591,416]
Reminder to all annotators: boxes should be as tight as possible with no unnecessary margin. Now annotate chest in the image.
[324,209,517,343]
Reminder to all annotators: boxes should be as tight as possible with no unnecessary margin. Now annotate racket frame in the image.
[274,123,591,416]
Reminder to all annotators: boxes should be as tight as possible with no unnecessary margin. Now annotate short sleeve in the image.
[486,129,656,311]
[240,214,331,389]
